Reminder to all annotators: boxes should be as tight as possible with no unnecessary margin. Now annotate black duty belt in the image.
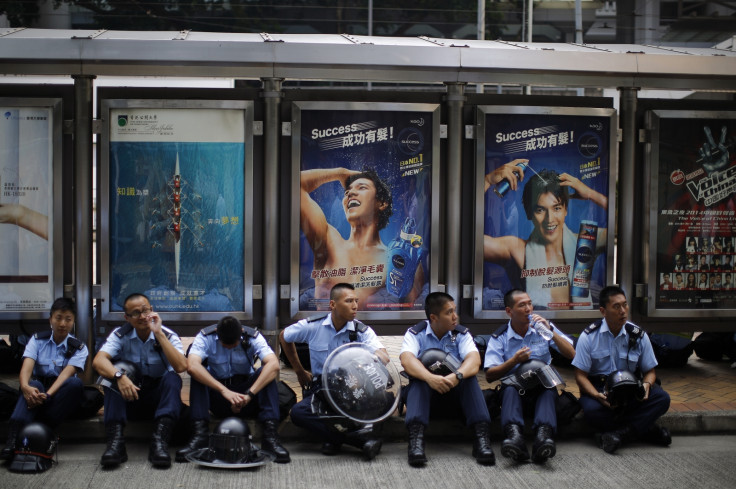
[217,374,250,387]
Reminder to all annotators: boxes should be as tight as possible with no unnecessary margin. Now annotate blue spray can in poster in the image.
[571,220,598,298]
[386,217,422,298]
[493,161,528,198]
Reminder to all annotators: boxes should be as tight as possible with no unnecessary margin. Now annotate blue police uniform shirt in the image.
[188,328,274,379]
[23,333,88,377]
[99,325,184,378]
[484,321,573,373]
[572,319,658,375]
[400,320,477,363]
[283,313,383,376]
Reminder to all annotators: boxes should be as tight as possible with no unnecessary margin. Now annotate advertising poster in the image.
[480,109,612,311]
[108,107,245,313]
[296,103,436,312]
[652,112,736,310]
[0,106,54,312]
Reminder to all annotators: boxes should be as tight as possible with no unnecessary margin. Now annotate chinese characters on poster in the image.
[480,109,612,311]
[0,106,54,312]
[108,107,246,312]
[296,103,436,311]
[653,112,736,309]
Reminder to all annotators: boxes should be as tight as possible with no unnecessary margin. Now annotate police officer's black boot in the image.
[472,422,495,465]
[501,423,529,462]
[1,420,22,461]
[531,424,556,464]
[100,423,127,468]
[407,422,427,467]
[345,428,382,461]
[598,425,636,454]
[643,424,672,447]
[149,416,175,468]
[175,419,209,463]
[260,419,291,464]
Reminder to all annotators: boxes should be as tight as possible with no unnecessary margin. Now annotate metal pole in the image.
[617,87,638,297]
[444,82,465,305]
[523,0,533,94]
[261,78,283,353]
[72,75,95,384]
[575,0,583,43]
[477,0,485,94]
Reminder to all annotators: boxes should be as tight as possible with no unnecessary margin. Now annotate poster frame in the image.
[644,109,736,318]
[99,98,254,322]
[473,105,618,320]
[289,100,441,321]
[0,98,63,319]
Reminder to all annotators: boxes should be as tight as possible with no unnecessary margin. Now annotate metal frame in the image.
[644,109,736,318]
[99,98,254,322]
[473,105,618,321]
[0,97,63,319]
[289,100,441,321]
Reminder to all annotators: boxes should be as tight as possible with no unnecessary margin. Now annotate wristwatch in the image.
[244,389,254,398]
[114,370,123,381]
[455,372,464,381]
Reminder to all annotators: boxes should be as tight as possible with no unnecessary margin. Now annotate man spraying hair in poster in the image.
[484,161,608,309]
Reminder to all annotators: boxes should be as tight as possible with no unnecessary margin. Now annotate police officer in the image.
[572,285,672,454]
[484,289,575,463]
[93,293,187,468]
[1,298,87,461]
[175,315,289,463]
[400,292,494,467]
[279,283,388,460]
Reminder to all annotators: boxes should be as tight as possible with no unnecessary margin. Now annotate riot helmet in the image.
[501,359,565,395]
[419,348,462,376]
[605,370,645,408]
[9,422,57,473]
[96,360,141,393]
[186,418,274,468]
[320,343,401,424]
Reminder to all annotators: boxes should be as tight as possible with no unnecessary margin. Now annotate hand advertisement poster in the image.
[295,103,437,312]
[651,111,736,310]
[479,108,613,312]
[0,106,54,312]
[107,106,246,313]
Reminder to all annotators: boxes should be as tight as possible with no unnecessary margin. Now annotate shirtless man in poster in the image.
[300,167,424,306]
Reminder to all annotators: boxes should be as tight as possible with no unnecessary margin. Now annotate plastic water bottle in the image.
[528,314,554,341]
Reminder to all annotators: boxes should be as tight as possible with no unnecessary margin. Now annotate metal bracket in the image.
[71,29,107,40]
[260,32,284,43]
[282,122,292,136]
[253,121,263,136]
[439,124,448,139]
[92,119,103,134]
[638,128,650,143]
[635,283,647,298]
[465,125,476,139]
[173,30,190,41]
[279,285,291,299]
[252,284,262,300]
[462,284,473,299]
[92,284,102,299]
[63,120,74,135]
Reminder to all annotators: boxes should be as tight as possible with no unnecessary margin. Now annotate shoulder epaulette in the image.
[583,319,604,334]
[409,320,428,335]
[307,314,327,323]
[625,322,644,340]
[491,324,508,339]
[160,326,175,340]
[242,326,258,338]
[453,325,469,335]
[114,324,134,338]
[202,324,218,335]
[353,320,369,333]
[66,336,84,351]
[34,330,52,340]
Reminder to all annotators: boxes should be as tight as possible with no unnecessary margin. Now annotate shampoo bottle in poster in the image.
[571,220,598,298]
[494,161,528,198]
[386,217,422,298]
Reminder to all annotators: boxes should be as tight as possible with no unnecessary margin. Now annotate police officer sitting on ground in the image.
[399,292,494,467]
[175,315,289,463]
[279,282,388,460]
[572,285,672,454]
[1,298,88,461]
[484,289,575,464]
[93,293,187,468]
